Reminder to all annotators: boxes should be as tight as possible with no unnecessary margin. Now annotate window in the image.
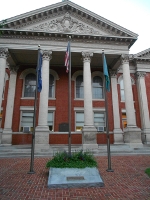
[92,76,103,99]
[20,111,34,132]
[76,75,84,98]
[122,112,127,129]
[24,73,36,97]
[49,74,54,98]
[120,79,125,101]
[75,112,84,131]
[47,112,54,131]
[94,112,105,128]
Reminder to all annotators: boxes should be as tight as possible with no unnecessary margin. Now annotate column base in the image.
[1,133,12,144]
[124,126,142,144]
[113,128,124,144]
[82,126,98,149]
[141,129,150,144]
[35,126,50,149]
[3,128,12,134]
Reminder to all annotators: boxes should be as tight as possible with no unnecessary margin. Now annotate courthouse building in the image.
[0,0,150,149]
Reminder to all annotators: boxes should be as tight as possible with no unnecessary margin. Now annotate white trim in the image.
[19,68,36,79]
[20,106,34,110]
[48,106,56,111]
[72,70,83,81]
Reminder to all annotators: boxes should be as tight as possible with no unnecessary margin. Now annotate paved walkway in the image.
[0,155,150,200]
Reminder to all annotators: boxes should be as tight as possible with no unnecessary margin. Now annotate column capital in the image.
[121,54,129,64]
[110,70,117,78]
[82,52,93,63]
[135,71,146,79]
[42,50,52,61]
[0,48,9,59]
[9,65,19,75]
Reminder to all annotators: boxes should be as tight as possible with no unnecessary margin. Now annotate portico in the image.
[0,0,150,149]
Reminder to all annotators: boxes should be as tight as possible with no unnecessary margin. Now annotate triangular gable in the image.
[0,0,138,39]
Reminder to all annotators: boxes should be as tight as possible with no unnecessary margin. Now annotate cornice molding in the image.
[0,29,135,47]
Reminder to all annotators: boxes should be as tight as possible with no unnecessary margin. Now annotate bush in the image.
[145,168,150,177]
[46,150,97,168]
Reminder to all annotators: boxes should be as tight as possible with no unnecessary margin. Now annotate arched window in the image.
[120,79,125,101]
[24,73,36,97]
[76,75,84,98]
[92,76,103,99]
[49,74,54,98]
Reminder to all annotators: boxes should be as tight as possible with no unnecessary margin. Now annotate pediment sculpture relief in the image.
[31,12,100,34]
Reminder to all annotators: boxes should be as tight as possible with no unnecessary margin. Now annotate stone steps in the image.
[0,144,149,157]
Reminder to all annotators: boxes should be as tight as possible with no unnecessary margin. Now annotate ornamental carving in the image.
[31,12,99,34]
[82,52,93,63]
[135,71,146,79]
[109,70,117,78]
[42,50,52,61]
[121,54,129,64]
[0,48,9,59]
[9,65,19,74]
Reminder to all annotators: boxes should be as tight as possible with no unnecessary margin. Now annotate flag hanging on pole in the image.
[64,41,70,73]
[102,52,110,92]
[37,51,42,92]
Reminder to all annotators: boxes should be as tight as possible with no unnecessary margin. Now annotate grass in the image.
[145,168,150,177]
[46,150,97,168]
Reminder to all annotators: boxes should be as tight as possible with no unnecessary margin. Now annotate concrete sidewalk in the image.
[0,155,150,200]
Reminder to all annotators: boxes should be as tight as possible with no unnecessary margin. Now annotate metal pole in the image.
[102,51,114,172]
[28,45,40,174]
[68,36,71,157]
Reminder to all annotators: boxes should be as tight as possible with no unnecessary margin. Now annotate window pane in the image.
[121,90,125,101]
[94,112,105,127]
[24,74,36,97]
[49,74,54,98]
[47,112,54,131]
[92,76,103,99]
[76,112,84,131]
[21,111,34,131]
[76,75,84,98]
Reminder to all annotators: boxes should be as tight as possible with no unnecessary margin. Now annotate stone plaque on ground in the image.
[48,167,104,188]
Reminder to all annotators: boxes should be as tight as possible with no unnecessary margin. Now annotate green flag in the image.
[102,52,110,91]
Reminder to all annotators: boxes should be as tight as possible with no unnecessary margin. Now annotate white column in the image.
[121,55,142,145]
[82,52,98,150]
[0,48,8,114]
[136,71,150,144]
[2,67,18,144]
[82,52,94,126]
[0,48,8,143]
[35,50,52,149]
[110,70,123,143]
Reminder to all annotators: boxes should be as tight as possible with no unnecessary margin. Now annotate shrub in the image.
[145,168,150,177]
[46,150,97,168]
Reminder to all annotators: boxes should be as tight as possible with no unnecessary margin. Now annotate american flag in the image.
[64,41,70,73]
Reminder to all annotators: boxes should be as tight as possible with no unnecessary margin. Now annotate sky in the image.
[0,0,150,54]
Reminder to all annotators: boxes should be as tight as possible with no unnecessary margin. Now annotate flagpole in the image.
[28,45,40,174]
[102,50,114,172]
[68,36,71,157]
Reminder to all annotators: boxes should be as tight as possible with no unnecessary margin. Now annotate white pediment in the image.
[21,12,111,36]
[1,0,138,39]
